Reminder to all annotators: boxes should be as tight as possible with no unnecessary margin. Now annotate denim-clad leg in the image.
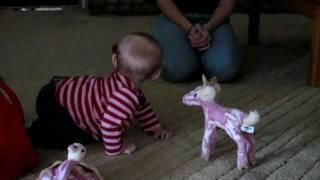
[154,15,201,82]
[202,24,241,82]
[154,14,241,82]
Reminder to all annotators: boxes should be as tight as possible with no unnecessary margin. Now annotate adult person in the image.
[154,0,241,82]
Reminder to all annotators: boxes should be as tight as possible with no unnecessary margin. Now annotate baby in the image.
[30,32,173,156]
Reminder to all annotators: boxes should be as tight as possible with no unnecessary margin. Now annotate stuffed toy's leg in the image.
[225,128,250,169]
[201,122,217,161]
[243,133,256,166]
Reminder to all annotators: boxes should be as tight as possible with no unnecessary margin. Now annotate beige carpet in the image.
[1,8,319,180]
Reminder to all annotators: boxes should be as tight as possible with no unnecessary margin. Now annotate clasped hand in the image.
[188,23,211,51]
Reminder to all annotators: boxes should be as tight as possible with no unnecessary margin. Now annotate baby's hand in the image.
[122,143,136,155]
[153,128,173,140]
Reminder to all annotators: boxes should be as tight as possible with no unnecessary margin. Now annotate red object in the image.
[0,80,39,179]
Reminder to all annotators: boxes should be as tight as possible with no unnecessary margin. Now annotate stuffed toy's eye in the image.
[193,93,197,98]
[81,149,85,153]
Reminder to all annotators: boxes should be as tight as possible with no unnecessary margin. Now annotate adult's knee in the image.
[213,65,240,83]
[204,52,242,83]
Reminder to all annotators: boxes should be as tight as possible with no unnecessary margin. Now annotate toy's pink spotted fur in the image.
[183,75,260,170]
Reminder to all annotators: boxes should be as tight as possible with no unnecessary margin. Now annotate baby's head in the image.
[112,32,163,82]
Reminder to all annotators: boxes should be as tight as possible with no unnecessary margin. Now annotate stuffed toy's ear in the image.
[207,76,221,93]
[208,76,218,85]
[202,74,208,86]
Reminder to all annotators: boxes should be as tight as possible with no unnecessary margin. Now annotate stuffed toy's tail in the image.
[243,110,260,126]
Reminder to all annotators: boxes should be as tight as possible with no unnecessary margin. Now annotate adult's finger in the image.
[192,36,211,48]
[197,43,210,51]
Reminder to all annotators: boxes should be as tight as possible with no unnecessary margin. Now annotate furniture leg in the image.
[309,7,320,86]
[248,0,261,46]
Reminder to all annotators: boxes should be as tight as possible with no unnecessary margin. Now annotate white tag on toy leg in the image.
[241,125,255,133]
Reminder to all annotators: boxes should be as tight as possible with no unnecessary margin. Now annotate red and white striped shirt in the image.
[55,71,161,156]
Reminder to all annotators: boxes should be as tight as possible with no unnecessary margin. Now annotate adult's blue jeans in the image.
[154,14,241,82]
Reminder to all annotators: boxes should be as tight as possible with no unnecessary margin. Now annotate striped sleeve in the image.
[101,87,139,156]
[135,101,161,133]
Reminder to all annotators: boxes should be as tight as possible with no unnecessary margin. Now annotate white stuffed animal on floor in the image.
[38,143,103,180]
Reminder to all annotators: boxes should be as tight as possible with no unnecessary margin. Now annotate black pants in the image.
[28,77,94,149]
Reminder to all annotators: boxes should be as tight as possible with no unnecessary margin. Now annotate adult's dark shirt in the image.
[172,0,220,14]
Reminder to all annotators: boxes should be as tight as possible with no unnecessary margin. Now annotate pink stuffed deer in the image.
[183,75,260,169]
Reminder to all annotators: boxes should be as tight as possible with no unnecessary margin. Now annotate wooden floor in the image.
[22,47,320,180]
[1,8,318,180]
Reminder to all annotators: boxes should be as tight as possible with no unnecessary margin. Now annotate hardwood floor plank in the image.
[265,136,320,180]
[140,90,320,179]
